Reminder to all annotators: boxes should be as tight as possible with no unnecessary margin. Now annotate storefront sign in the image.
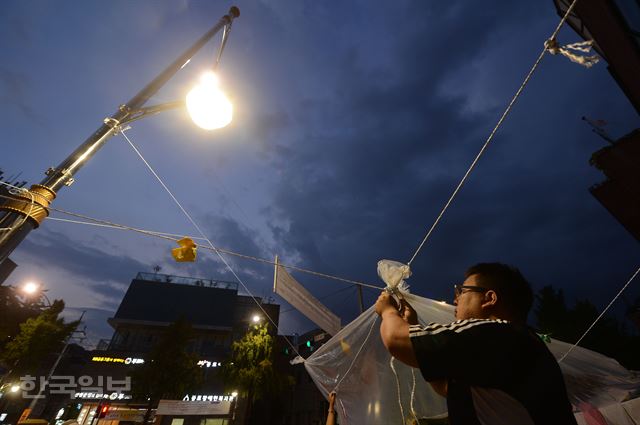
[104,409,145,422]
[156,400,231,416]
[74,392,132,400]
[182,395,234,402]
[91,356,145,365]
[314,333,326,342]
[92,356,218,367]
[196,360,220,368]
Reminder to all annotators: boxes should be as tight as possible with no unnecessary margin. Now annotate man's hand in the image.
[399,298,418,325]
[375,291,399,316]
[377,291,419,367]
[327,391,337,424]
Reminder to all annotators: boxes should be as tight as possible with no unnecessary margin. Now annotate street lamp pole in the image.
[0,6,240,264]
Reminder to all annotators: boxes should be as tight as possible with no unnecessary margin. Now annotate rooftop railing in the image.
[135,272,238,290]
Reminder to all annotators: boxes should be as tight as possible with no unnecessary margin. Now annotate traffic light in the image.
[305,340,315,352]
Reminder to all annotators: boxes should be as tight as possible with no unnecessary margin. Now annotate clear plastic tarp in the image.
[304,291,640,424]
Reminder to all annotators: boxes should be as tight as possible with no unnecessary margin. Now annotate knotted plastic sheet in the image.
[305,292,640,425]
[305,293,453,424]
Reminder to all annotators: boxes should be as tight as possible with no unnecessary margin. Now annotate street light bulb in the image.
[252,315,261,323]
[10,385,20,393]
[22,282,39,295]
[231,391,238,398]
[186,72,232,130]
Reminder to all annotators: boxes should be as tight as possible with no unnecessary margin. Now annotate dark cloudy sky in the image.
[2,1,639,348]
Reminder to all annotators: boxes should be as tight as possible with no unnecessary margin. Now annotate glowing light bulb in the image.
[252,315,261,323]
[22,282,39,295]
[186,72,232,130]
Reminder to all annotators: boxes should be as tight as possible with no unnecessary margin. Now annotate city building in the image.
[281,330,333,425]
[589,129,640,242]
[22,272,282,425]
[553,0,640,243]
[554,0,640,114]
[2,271,338,425]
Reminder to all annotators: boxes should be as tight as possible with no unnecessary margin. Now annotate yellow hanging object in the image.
[172,237,197,262]
[340,338,351,355]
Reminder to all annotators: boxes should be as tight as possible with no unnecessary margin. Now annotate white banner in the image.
[273,257,341,336]
[156,400,231,416]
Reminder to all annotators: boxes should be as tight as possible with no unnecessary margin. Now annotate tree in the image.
[131,317,203,424]
[0,285,43,354]
[534,285,640,370]
[221,323,293,425]
[535,285,568,337]
[1,299,78,378]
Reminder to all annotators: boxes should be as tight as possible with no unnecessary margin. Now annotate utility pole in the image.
[0,7,240,264]
[27,311,86,419]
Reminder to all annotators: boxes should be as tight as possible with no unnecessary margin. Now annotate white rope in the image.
[559,264,640,363]
[47,217,209,240]
[0,180,27,193]
[119,128,304,358]
[0,181,34,232]
[0,192,383,291]
[410,368,418,421]
[407,0,583,266]
[389,357,407,424]
[389,346,420,424]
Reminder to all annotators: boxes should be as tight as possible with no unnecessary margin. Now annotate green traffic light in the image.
[306,340,311,347]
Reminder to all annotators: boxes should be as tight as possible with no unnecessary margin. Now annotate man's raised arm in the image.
[375,292,418,367]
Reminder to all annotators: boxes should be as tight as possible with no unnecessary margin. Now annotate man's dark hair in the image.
[465,262,533,323]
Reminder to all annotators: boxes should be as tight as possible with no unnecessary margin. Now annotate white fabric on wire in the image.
[305,292,640,425]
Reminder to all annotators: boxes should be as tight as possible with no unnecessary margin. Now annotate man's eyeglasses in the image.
[453,284,489,298]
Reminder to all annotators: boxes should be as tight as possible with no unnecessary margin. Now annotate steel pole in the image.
[0,6,240,264]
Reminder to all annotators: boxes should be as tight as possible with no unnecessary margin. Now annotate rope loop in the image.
[544,37,560,55]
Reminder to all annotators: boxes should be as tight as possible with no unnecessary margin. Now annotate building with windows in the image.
[553,0,640,243]
[2,271,338,425]
[25,272,281,425]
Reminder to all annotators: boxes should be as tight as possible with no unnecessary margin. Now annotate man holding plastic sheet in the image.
[375,262,578,425]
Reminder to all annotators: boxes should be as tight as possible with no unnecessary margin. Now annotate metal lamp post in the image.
[0,6,240,264]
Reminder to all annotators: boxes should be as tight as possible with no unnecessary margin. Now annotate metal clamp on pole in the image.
[0,6,240,264]
[0,185,56,228]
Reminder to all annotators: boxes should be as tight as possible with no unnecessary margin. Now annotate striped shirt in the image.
[409,319,577,425]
